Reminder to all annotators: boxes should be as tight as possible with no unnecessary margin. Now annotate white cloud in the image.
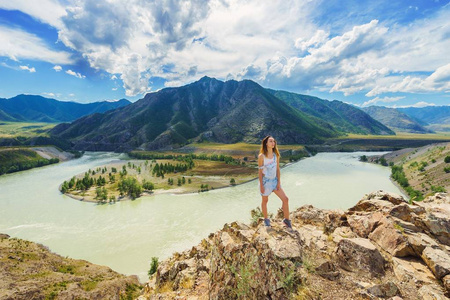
[0,0,66,28]
[295,30,329,52]
[53,0,316,96]
[392,101,437,108]
[362,96,404,107]
[42,92,55,97]
[0,25,73,64]
[112,87,118,91]
[66,70,85,79]
[19,65,36,73]
[366,63,450,96]
[53,65,62,72]
[68,93,75,97]
[5,0,448,100]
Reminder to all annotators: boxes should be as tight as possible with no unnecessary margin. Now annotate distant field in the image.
[0,122,56,138]
[340,132,450,140]
[188,142,305,151]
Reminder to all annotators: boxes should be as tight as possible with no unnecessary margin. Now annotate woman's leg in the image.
[261,195,269,219]
[273,188,290,219]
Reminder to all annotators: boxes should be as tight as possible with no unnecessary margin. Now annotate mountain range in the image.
[0,95,131,123]
[50,77,394,151]
[362,106,433,134]
[269,90,394,135]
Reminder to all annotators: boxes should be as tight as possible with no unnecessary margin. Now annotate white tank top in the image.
[262,154,277,179]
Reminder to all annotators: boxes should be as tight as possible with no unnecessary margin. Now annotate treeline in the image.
[152,161,194,178]
[390,165,423,202]
[60,172,108,193]
[61,169,155,201]
[129,151,242,165]
[0,149,59,175]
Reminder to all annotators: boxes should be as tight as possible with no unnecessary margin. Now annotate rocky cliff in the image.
[140,191,450,299]
[0,235,141,299]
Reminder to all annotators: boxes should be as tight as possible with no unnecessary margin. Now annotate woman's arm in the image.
[276,155,281,190]
[258,154,264,194]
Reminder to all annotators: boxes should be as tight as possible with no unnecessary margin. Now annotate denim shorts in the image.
[260,177,278,196]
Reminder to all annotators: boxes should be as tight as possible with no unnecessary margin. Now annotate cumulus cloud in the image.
[295,30,329,52]
[66,70,85,79]
[0,25,73,64]
[362,96,404,107]
[57,0,211,96]
[0,0,66,28]
[366,63,450,96]
[19,65,36,73]
[53,65,62,72]
[3,0,448,100]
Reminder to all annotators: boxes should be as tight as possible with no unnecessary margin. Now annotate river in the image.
[0,151,405,282]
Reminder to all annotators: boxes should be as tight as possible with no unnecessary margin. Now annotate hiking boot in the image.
[283,218,292,229]
[264,218,271,227]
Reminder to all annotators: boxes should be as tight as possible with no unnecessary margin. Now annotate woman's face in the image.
[266,137,275,149]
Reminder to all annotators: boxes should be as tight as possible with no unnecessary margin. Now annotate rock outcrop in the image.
[0,235,141,299]
[140,191,450,299]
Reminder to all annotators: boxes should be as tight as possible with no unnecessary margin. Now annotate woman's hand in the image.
[276,182,281,190]
[260,185,265,194]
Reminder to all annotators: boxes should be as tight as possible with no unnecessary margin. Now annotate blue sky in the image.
[0,0,449,107]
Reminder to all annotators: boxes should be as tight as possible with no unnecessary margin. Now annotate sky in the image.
[0,0,449,107]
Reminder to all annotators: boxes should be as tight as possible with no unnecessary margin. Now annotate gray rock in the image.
[367,281,400,298]
[335,238,385,276]
[368,217,415,257]
[406,232,439,255]
[332,226,358,243]
[418,284,448,300]
[421,246,450,280]
[347,212,383,238]
[392,257,438,286]
[443,274,450,297]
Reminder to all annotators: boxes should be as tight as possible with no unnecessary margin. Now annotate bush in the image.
[118,177,142,199]
[445,156,450,163]
[142,180,154,191]
[148,257,159,277]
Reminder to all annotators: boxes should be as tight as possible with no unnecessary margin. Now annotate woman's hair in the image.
[260,135,281,158]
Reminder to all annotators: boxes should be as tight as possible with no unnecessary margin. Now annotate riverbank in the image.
[0,146,75,176]
[367,142,450,200]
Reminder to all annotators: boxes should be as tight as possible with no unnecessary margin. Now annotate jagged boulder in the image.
[335,238,386,276]
[368,216,416,257]
[141,191,450,299]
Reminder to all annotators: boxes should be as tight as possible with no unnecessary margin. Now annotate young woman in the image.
[258,136,292,229]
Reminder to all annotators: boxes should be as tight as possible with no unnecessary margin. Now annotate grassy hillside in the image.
[372,142,450,200]
[0,235,141,299]
[362,106,432,133]
[269,89,394,135]
[0,148,59,175]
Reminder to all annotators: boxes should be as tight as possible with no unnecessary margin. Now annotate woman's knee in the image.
[261,197,269,204]
[283,196,289,203]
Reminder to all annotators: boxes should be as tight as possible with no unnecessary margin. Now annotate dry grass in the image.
[340,132,450,140]
[0,122,56,138]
